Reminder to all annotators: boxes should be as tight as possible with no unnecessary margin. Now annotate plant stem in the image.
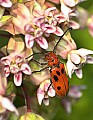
[21,84,32,112]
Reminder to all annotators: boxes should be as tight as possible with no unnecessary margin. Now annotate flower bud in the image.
[87,15,93,37]
[30,61,50,85]
[19,112,45,120]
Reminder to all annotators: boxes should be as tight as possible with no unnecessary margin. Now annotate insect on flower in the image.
[29,28,72,98]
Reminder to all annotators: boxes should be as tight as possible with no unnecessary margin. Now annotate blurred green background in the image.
[54,1,93,120]
[0,0,93,120]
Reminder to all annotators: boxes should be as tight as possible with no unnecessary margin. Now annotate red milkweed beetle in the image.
[28,28,72,98]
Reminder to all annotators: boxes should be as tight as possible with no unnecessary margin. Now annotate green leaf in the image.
[8,112,19,120]
[6,81,16,96]
[18,0,23,2]
[0,15,12,26]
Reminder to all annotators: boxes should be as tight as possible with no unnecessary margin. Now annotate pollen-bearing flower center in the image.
[10,62,20,74]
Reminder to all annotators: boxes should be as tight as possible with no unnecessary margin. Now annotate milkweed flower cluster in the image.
[0,0,93,119]
[11,4,66,49]
[1,52,31,86]
[37,79,55,106]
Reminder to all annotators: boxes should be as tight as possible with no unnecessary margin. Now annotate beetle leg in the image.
[32,66,49,73]
[47,79,52,92]
[32,59,47,65]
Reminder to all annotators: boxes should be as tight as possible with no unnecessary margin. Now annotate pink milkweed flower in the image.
[1,52,31,86]
[25,18,49,49]
[11,4,55,49]
[0,0,12,8]
[62,85,86,114]
[44,7,66,36]
[60,0,80,30]
[37,80,55,106]
[60,0,75,21]
[68,20,80,29]
[64,0,85,7]
[60,0,85,21]
[66,48,93,78]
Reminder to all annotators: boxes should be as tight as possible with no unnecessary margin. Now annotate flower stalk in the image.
[21,84,32,112]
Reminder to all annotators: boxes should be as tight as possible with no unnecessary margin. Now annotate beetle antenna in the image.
[25,52,42,59]
[53,27,72,53]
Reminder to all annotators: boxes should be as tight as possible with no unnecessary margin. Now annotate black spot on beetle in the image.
[61,68,64,74]
[57,86,61,90]
[50,69,52,73]
[53,75,58,82]
[52,59,54,62]
[57,64,60,68]
[56,71,60,76]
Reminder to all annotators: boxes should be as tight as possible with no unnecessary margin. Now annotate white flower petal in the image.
[37,94,44,105]
[48,86,56,97]
[2,97,19,115]
[62,99,72,114]
[55,14,66,23]
[25,34,34,48]
[1,56,11,66]
[69,20,80,29]
[0,0,12,7]
[75,69,83,79]
[36,37,48,49]
[43,98,49,106]
[4,66,10,77]
[68,86,84,98]
[86,55,93,64]
[54,26,63,36]
[21,63,31,75]
[61,2,71,20]
[14,72,22,86]
[45,7,56,16]
[70,53,81,64]
[66,60,75,78]
[69,89,82,98]
[42,24,56,33]
[37,88,44,105]
[78,48,93,57]
[64,0,76,7]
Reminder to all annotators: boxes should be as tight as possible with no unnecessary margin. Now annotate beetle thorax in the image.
[45,52,60,67]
